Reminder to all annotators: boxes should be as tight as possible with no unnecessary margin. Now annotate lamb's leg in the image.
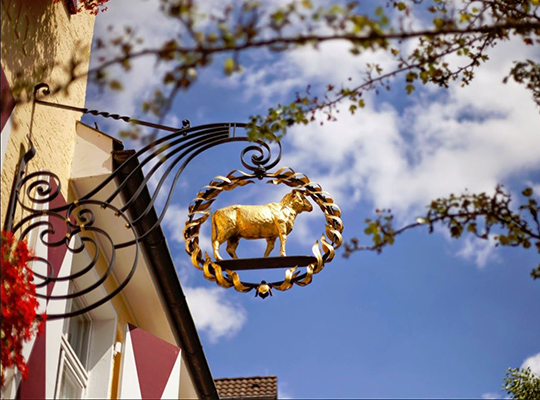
[278,232,287,257]
[213,239,223,260]
[226,237,240,259]
[212,213,223,260]
[264,237,277,257]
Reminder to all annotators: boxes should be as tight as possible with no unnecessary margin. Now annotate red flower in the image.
[1,231,46,388]
[52,0,110,15]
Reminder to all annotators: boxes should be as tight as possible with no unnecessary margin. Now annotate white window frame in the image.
[55,335,90,399]
[51,232,118,399]
[55,291,93,399]
[62,295,92,368]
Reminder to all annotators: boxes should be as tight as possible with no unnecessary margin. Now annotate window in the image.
[64,297,91,366]
[57,357,85,399]
[56,295,92,399]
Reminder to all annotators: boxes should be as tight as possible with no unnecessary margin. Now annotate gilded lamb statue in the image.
[211,189,313,260]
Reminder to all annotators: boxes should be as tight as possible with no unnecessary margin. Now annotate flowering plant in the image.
[1,231,45,388]
[53,0,110,15]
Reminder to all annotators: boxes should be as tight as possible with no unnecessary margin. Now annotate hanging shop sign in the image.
[4,83,343,320]
[184,167,343,298]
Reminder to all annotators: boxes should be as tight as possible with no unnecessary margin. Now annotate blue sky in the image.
[83,1,540,398]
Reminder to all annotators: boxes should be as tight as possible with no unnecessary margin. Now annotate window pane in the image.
[58,363,83,399]
[65,297,91,367]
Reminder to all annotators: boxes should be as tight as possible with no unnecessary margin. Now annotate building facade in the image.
[1,2,217,398]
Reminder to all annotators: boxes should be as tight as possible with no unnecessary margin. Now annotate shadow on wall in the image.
[1,0,88,101]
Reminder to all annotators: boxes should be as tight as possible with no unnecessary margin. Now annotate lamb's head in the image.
[283,189,313,213]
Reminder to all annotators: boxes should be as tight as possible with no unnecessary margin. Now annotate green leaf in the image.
[522,187,533,197]
[498,235,510,245]
[224,58,235,75]
[467,223,477,234]
[450,225,462,238]
[109,80,123,90]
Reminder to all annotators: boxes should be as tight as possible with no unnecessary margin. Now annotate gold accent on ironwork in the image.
[229,270,252,292]
[255,281,272,299]
[183,167,344,296]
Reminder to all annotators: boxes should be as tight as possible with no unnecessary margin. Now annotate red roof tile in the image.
[214,376,277,399]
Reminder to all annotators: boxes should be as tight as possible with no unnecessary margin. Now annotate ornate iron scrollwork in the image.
[4,83,285,318]
[4,82,342,317]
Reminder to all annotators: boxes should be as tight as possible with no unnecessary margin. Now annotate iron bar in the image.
[216,256,318,271]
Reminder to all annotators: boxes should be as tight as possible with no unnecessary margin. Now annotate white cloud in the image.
[89,2,540,271]
[481,392,502,400]
[456,235,500,269]
[86,0,187,122]
[481,392,502,399]
[219,57,306,106]
[161,202,215,259]
[287,40,397,84]
[183,286,247,343]
[278,384,295,400]
[259,32,540,271]
[221,37,399,109]
[521,352,540,376]
[282,97,405,210]
[161,203,188,245]
[174,257,196,285]
[278,36,540,222]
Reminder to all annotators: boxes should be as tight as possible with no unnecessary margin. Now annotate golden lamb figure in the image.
[211,189,313,260]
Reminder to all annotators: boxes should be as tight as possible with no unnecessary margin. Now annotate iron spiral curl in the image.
[15,171,63,212]
[11,197,140,320]
[240,139,282,177]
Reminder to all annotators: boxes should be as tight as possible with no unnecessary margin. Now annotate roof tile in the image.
[214,375,278,399]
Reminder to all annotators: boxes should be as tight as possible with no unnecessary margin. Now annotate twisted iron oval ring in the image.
[183,167,343,297]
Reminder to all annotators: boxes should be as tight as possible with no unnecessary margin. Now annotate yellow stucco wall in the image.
[1,0,96,228]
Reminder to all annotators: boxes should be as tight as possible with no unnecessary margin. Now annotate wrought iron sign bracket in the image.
[5,83,343,319]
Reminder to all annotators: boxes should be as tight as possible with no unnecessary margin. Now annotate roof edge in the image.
[112,149,219,400]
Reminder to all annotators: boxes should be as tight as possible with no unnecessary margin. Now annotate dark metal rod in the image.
[35,99,183,133]
[3,138,36,231]
[127,132,231,222]
[66,124,244,210]
[216,256,318,271]
[110,127,230,212]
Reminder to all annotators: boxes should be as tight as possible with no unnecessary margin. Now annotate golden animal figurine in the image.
[211,189,313,260]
